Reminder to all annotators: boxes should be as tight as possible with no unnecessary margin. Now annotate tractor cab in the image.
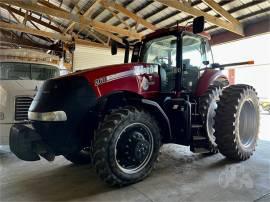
[132,18,212,95]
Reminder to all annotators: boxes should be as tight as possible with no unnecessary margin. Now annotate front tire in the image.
[93,106,161,186]
[214,85,260,161]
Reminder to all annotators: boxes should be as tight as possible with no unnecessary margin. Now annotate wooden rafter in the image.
[95,29,125,45]
[23,10,28,25]
[7,8,21,23]
[0,0,141,39]
[0,20,109,48]
[100,1,130,30]
[202,0,241,25]
[0,29,50,49]
[0,20,68,41]
[37,0,66,12]
[4,6,51,43]
[64,0,103,34]
[102,0,157,31]
[155,0,244,36]
[70,0,82,14]
[0,3,62,33]
[85,27,107,45]
[74,25,105,45]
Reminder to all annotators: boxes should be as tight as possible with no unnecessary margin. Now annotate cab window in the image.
[141,35,177,92]
[182,34,207,91]
[182,34,206,69]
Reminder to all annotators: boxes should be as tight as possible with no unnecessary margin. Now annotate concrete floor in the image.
[0,114,269,202]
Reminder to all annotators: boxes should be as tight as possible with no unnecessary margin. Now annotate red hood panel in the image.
[58,62,161,99]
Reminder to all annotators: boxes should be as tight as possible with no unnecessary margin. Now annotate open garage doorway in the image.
[212,33,270,141]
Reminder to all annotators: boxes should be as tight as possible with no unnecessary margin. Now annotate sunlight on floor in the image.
[259,113,270,141]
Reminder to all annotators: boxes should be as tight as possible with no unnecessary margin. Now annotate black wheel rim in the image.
[115,123,154,174]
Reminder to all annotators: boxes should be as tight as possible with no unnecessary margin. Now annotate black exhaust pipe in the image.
[123,39,130,63]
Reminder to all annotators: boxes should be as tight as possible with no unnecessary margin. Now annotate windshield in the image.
[141,35,177,67]
[182,34,208,69]
[141,35,177,92]
[0,62,60,80]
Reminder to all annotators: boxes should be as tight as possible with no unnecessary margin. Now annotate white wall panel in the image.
[235,64,270,98]
[73,45,125,71]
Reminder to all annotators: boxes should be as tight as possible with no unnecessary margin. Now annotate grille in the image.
[15,96,33,121]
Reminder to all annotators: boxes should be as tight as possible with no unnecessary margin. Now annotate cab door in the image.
[181,33,208,92]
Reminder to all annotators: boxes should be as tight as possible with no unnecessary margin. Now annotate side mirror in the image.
[203,61,209,66]
[193,16,205,34]
[111,41,118,55]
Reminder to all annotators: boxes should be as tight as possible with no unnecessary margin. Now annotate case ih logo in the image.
[95,65,158,86]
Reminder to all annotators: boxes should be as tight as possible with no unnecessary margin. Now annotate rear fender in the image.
[195,70,228,97]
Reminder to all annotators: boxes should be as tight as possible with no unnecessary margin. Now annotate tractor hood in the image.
[38,62,160,103]
[75,63,160,98]
[63,63,147,80]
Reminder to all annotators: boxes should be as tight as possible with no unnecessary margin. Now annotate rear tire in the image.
[93,106,161,186]
[199,85,223,154]
[214,85,260,161]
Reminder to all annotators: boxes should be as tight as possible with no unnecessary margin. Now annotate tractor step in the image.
[191,135,210,153]
[192,147,210,153]
[193,135,207,140]
[192,124,203,128]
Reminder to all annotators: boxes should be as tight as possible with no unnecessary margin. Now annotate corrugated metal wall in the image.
[73,45,125,71]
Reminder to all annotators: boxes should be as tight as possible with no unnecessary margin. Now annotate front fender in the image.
[195,69,228,97]
[141,99,172,142]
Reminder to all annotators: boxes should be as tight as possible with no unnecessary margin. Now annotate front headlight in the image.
[28,111,67,122]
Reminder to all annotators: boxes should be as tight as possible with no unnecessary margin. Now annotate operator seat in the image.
[182,59,200,92]
[160,62,168,89]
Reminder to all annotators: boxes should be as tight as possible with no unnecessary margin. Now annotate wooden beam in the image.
[202,0,240,25]
[95,29,124,45]
[0,3,62,32]
[83,0,102,18]
[23,10,28,25]
[1,0,141,39]
[0,20,109,48]
[211,17,270,45]
[155,0,244,36]
[0,21,70,41]
[7,8,21,23]
[64,0,103,34]
[103,0,157,31]
[85,27,107,45]
[76,38,108,48]
[0,29,51,49]
[101,1,130,30]
[37,0,66,12]
[4,6,52,43]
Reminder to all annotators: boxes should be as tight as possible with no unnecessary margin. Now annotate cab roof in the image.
[143,26,211,41]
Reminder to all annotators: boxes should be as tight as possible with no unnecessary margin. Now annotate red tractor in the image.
[10,17,260,186]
